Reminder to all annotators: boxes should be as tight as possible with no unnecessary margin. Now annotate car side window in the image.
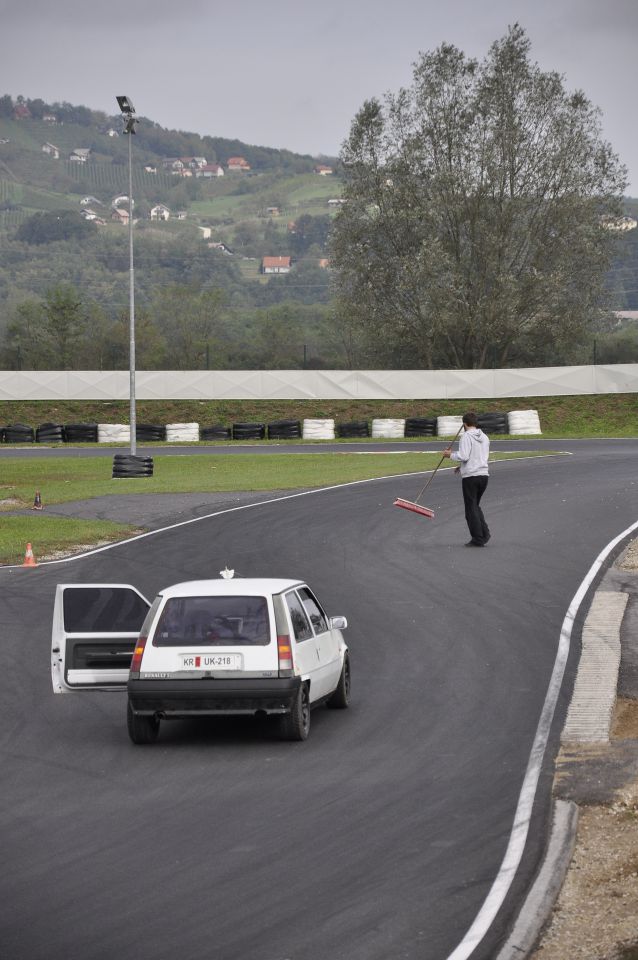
[285,591,313,642]
[297,587,328,635]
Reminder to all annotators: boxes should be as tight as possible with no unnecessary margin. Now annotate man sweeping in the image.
[442,412,491,547]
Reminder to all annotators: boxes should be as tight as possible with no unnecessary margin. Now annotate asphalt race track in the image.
[1,439,637,960]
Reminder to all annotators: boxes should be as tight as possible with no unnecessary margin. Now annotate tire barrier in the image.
[112,454,154,479]
[136,423,166,442]
[507,409,542,435]
[302,418,335,440]
[63,423,98,443]
[405,417,437,437]
[36,423,65,443]
[371,418,405,439]
[436,415,464,437]
[98,423,131,444]
[477,412,509,435]
[232,422,266,441]
[3,423,35,443]
[336,421,370,439]
[267,420,302,440]
[166,422,199,443]
[200,424,232,441]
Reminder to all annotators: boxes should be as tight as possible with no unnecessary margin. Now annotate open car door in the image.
[51,583,151,693]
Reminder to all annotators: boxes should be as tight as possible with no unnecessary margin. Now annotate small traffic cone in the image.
[32,490,43,511]
[23,543,37,567]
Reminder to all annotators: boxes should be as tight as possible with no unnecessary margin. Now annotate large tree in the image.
[330,25,627,368]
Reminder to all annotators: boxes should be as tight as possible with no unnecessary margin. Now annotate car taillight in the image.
[277,634,294,675]
[130,635,148,674]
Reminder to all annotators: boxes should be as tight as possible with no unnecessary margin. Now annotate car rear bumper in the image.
[127,677,301,717]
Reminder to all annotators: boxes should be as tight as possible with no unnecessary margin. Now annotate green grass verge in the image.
[0,516,139,566]
[0,450,550,563]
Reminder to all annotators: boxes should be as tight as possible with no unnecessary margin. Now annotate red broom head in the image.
[393,498,435,519]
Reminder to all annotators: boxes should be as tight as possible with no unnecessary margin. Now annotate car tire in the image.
[127,700,160,744]
[326,654,351,709]
[279,682,310,741]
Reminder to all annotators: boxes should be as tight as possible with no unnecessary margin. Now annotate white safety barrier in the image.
[302,418,335,440]
[371,418,406,438]
[98,423,131,444]
[436,415,464,437]
[507,409,542,435]
[1,364,637,401]
[165,422,200,442]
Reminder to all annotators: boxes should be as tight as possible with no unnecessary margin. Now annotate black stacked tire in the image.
[64,423,98,443]
[136,423,166,442]
[405,417,437,437]
[268,419,302,440]
[232,422,266,441]
[477,412,509,435]
[36,422,65,443]
[336,421,370,438]
[112,454,154,478]
[4,423,35,443]
[200,424,232,441]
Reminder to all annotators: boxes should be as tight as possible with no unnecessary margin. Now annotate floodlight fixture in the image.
[116,95,135,114]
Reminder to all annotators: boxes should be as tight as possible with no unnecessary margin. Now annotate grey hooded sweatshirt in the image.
[450,427,489,478]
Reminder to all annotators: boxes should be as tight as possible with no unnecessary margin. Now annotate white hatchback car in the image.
[51,574,350,744]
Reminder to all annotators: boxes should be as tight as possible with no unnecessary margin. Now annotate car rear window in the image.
[152,596,271,646]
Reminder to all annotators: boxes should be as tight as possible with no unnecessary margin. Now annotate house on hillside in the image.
[43,114,58,124]
[266,207,280,217]
[161,158,184,173]
[111,208,130,225]
[42,142,60,160]
[314,164,333,175]
[80,196,101,206]
[327,198,346,207]
[106,128,119,137]
[150,204,171,221]
[70,148,91,163]
[144,165,157,174]
[227,156,250,172]
[262,256,291,274]
[112,195,130,208]
[196,163,224,178]
[180,156,207,170]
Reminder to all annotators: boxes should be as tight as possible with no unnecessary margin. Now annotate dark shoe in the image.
[465,540,485,547]
[484,534,491,543]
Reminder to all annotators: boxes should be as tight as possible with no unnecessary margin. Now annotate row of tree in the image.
[2,283,345,370]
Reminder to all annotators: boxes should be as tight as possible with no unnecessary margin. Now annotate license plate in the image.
[180,653,241,670]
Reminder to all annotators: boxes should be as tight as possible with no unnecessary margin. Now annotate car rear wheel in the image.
[127,700,160,744]
[279,682,310,741]
[327,654,351,709]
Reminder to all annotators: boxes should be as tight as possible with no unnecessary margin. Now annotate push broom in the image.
[393,425,463,519]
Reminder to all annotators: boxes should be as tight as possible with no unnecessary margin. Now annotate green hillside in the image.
[0,95,343,366]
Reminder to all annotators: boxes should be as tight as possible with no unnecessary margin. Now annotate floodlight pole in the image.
[117,95,138,457]
[126,125,136,456]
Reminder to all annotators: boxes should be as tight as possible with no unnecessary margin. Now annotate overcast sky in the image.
[3,0,637,193]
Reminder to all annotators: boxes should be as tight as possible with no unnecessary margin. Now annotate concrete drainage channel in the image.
[496,535,638,960]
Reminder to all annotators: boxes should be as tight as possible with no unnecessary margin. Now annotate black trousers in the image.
[461,476,490,544]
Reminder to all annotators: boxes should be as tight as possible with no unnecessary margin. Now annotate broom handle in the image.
[413,425,464,504]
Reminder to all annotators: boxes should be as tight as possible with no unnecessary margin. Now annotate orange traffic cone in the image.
[23,543,37,567]
[32,490,43,511]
